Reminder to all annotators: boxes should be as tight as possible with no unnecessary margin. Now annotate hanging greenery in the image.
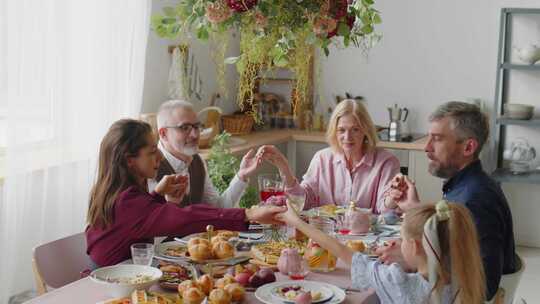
[152,0,381,116]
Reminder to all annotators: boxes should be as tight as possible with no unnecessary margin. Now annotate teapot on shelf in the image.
[514,44,540,65]
[503,138,536,174]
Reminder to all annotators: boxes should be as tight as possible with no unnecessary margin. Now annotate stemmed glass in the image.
[258,174,284,202]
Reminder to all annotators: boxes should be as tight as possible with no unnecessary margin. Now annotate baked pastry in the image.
[177,280,200,294]
[215,274,236,289]
[216,230,238,240]
[211,235,229,245]
[346,240,366,252]
[251,240,306,265]
[188,237,210,248]
[182,287,205,304]
[208,288,232,304]
[197,274,214,295]
[224,283,245,302]
[212,240,234,260]
[188,243,213,261]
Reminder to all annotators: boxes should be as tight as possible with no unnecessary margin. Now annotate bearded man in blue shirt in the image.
[379,101,518,301]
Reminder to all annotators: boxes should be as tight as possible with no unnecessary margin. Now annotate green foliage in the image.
[207,132,258,208]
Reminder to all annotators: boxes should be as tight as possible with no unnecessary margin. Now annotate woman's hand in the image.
[274,201,303,226]
[245,205,287,225]
[237,148,263,182]
[155,174,188,198]
[374,239,414,272]
[257,145,296,187]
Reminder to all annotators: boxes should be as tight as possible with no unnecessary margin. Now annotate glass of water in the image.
[131,243,154,265]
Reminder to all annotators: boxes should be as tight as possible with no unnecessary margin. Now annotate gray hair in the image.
[156,99,194,129]
[429,101,489,158]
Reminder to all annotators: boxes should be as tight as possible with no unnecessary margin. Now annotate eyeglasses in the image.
[164,122,203,133]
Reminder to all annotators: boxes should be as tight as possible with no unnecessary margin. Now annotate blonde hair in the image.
[326,99,378,153]
[403,203,485,304]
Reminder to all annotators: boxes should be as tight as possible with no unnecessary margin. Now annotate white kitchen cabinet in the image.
[408,150,443,203]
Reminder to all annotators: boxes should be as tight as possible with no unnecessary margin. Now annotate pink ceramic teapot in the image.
[345,202,371,234]
[277,248,303,275]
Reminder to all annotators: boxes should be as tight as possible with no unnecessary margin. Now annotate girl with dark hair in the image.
[86,119,284,266]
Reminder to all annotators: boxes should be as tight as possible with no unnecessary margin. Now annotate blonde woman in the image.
[260,99,400,213]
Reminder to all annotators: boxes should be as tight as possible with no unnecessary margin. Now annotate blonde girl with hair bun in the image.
[277,200,485,304]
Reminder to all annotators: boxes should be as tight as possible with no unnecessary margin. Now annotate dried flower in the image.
[313,17,337,36]
[226,0,258,13]
[206,0,233,23]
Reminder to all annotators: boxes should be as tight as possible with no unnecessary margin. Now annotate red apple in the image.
[235,272,251,286]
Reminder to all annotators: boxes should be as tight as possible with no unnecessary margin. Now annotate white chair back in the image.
[499,254,525,304]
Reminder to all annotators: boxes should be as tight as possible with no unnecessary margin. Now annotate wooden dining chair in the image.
[32,232,93,294]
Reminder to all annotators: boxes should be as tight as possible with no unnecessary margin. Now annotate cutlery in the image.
[173,237,188,245]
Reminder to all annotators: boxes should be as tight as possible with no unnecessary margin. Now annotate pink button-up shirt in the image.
[287,147,400,213]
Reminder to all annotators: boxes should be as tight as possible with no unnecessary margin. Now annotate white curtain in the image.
[0,0,151,301]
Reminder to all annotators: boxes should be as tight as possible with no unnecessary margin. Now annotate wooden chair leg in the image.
[32,258,47,295]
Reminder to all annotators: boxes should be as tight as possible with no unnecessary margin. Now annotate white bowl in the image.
[89,264,162,297]
[504,103,534,119]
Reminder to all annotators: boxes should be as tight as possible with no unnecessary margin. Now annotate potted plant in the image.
[207,132,259,208]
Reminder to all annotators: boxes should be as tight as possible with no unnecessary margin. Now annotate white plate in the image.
[255,281,346,304]
[270,282,333,303]
[154,241,189,261]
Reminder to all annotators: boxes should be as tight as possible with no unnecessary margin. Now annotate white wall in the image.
[141,0,240,114]
[142,0,540,246]
[318,0,540,247]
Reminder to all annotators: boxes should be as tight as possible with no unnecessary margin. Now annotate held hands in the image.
[245,205,287,225]
[237,148,263,182]
[155,174,188,199]
[274,201,303,226]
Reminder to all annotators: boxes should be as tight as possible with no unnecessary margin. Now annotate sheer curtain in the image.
[0,0,151,301]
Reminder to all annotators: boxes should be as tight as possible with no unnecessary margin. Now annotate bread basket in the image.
[222,114,254,135]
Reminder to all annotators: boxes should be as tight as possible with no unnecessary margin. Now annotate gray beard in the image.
[429,162,460,179]
[183,146,199,156]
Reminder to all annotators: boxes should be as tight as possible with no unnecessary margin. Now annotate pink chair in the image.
[32,232,93,294]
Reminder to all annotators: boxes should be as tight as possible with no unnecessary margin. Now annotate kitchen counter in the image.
[200,129,427,158]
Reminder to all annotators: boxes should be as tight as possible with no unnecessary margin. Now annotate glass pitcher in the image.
[305,216,337,272]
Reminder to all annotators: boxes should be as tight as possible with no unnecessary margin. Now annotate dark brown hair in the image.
[87,119,153,228]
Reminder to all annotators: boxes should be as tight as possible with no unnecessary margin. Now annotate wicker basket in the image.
[222,114,254,135]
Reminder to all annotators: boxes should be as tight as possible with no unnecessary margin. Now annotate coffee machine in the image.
[387,104,409,140]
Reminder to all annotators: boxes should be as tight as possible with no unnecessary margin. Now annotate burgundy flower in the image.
[226,0,258,12]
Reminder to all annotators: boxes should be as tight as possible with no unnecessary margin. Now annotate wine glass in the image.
[258,174,284,202]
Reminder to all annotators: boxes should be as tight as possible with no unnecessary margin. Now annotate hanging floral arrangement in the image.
[152,0,381,117]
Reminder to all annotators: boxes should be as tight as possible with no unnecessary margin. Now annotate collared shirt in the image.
[442,160,517,300]
[148,142,248,208]
[287,147,400,213]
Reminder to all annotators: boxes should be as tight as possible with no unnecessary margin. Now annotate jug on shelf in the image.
[387,104,409,139]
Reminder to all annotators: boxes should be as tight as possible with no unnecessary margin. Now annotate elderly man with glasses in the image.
[149,99,261,207]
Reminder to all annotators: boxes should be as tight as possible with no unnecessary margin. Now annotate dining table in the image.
[24,258,379,304]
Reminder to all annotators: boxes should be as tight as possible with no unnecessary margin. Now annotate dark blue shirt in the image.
[443,160,517,300]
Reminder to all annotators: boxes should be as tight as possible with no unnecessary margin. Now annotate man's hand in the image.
[383,174,421,212]
[245,205,287,225]
[374,239,414,271]
[237,148,262,182]
[155,174,188,198]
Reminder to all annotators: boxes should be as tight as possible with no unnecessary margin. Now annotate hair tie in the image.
[435,200,451,221]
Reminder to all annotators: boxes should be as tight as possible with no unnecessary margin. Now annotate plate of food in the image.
[255,281,345,304]
[157,235,240,264]
[250,240,306,265]
[154,241,189,261]
[156,261,198,291]
[271,282,333,303]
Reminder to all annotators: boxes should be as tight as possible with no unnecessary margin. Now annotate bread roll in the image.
[188,243,213,261]
[197,274,214,295]
[182,287,205,304]
[212,241,234,260]
[188,237,210,248]
[216,230,238,240]
[224,283,245,302]
[211,236,229,245]
[215,274,236,289]
[346,240,366,252]
[208,288,232,304]
[177,280,200,294]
